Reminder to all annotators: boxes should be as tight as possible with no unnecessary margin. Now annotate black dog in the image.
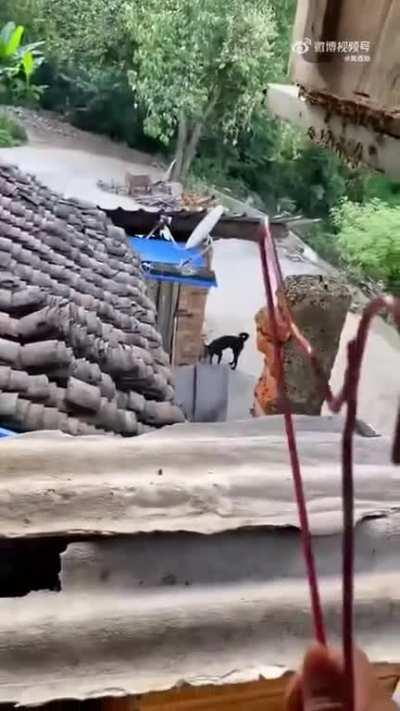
[204,332,249,370]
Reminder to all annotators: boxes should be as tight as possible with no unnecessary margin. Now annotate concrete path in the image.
[0,111,162,209]
[328,312,400,436]
[205,239,400,435]
[0,145,162,209]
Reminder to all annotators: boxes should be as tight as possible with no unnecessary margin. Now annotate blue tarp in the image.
[140,272,215,288]
[129,237,205,266]
[0,427,16,438]
[128,237,217,288]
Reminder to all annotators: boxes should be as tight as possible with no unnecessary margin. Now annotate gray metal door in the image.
[174,363,228,422]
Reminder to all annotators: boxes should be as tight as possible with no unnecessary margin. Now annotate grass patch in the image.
[0,113,27,147]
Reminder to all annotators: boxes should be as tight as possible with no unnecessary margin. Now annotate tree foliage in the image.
[332,199,400,293]
[0,1,37,33]
[126,0,277,177]
[194,113,360,216]
[268,0,297,78]
[38,63,161,152]
[0,21,44,104]
[27,0,128,68]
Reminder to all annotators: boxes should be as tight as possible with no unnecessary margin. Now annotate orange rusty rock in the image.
[254,305,291,416]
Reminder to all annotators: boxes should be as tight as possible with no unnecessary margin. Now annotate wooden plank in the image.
[291,0,400,117]
[301,0,343,63]
[139,677,292,711]
[362,1,400,108]
[157,281,172,354]
[266,84,400,179]
[6,663,399,711]
[104,209,288,245]
[98,664,400,711]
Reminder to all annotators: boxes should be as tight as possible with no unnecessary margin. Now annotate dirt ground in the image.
[1,110,399,436]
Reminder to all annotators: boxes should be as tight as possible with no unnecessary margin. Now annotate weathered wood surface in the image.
[21,667,400,711]
[291,0,400,133]
[136,666,400,711]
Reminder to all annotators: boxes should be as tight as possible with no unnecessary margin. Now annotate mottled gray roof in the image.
[0,416,398,705]
[0,162,184,435]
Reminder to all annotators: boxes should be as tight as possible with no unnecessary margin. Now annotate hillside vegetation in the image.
[0,0,399,293]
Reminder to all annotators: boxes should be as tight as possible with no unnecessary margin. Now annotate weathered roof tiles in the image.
[0,162,184,435]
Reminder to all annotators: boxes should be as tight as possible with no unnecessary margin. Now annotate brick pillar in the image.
[173,285,209,366]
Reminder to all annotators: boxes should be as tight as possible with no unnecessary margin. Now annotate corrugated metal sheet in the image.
[0,416,397,538]
[0,416,399,706]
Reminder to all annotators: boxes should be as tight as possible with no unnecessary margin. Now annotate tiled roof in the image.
[0,162,184,435]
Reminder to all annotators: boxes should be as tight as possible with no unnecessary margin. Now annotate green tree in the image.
[27,0,128,68]
[332,198,400,293]
[126,0,277,180]
[269,0,297,78]
[0,1,36,32]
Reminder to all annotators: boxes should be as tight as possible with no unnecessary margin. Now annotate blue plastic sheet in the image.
[128,237,216,287]
[0,427,16,438]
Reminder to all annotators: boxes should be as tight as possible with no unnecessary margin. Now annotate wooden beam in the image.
[96,663,400,711]
[104,209,288,245]
[291,0,400,117]
[266,83,400,180]
[300,0,344,63]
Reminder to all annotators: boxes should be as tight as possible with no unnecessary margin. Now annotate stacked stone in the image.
[0,163,184,436]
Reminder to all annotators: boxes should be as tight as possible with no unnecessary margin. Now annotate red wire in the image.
[258,220,400,711]
[259,226,327,646]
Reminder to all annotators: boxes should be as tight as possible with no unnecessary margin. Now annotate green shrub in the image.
[301,222,341,266]
[0,128,14,146]
[362,173,400,206]
[0,21,45,106]
[36,63,161,153]
[0,112,27,145]
[332,198,400,294]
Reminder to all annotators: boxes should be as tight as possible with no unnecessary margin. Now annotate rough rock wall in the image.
[254,275,350,415]
[0,163,184,435]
